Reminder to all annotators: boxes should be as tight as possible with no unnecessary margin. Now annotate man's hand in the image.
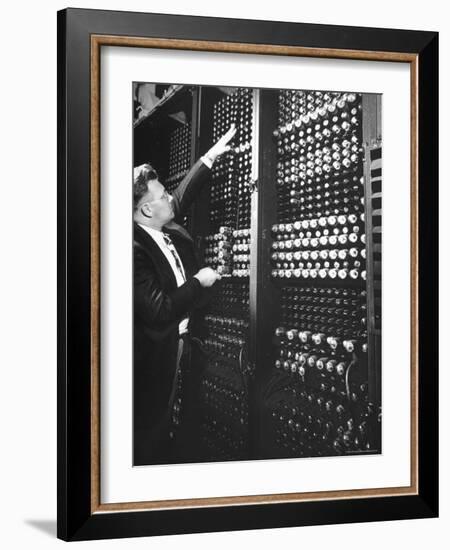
[204,124,237,164]
[194,267,221,288]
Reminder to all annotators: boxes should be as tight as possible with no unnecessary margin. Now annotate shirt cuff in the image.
[200,155,213,169]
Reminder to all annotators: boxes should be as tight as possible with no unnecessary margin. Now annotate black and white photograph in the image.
[132,82,382,466]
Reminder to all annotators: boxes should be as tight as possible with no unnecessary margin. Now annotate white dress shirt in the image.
[138,224,189,335]
[200,155,213,169]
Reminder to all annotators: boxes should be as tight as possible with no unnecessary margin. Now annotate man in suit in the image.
[133,125,236,465]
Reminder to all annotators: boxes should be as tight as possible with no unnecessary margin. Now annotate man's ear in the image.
[141,202,152,218]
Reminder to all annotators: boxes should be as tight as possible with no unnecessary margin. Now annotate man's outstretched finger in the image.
[227,125,237,139]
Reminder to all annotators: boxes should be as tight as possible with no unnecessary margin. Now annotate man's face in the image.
[141,180,174,225]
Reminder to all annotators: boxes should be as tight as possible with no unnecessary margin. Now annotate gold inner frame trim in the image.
[90,34,419,514]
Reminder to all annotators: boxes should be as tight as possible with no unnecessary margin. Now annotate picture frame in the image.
[57,8,438,541]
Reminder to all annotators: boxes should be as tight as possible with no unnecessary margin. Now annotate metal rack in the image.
[362,94,382,410]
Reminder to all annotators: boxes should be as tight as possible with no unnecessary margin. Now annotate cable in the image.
[238,343,249,396]
[345,352,358,402]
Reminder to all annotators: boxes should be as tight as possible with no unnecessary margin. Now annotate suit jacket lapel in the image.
[134,223,178,288]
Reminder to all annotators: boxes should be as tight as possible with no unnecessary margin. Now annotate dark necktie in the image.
[162,233,186,281]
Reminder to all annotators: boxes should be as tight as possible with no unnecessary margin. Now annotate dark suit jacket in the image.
[133,159,210,465]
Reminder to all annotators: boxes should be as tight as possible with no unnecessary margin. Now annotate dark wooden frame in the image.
[57,8,438,541]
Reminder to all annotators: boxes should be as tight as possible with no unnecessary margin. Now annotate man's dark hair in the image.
[133,163,159,211]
